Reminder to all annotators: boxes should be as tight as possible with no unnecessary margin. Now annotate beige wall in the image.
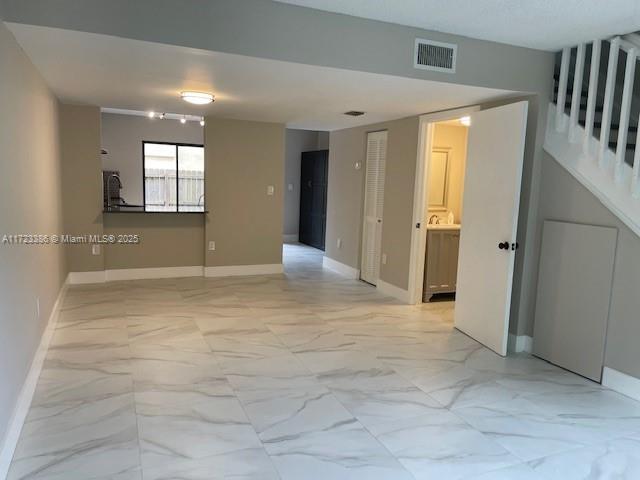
[103,214,204,269]
[530,154,640,378]
[429,123,468,224]
[284,129,323,237]
[205,118,285,267]
[325,116,420,291]
[0,21,66,443]
[101,113,204,206]
[59,104,104,273]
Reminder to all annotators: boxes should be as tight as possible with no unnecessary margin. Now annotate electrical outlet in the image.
[267,185,275,196]
[382,253,387,265]
[208,241,216,251]
[337,238,342,249]
[91,244,100,255]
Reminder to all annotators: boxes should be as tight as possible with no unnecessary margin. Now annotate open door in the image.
[454,101,528,356]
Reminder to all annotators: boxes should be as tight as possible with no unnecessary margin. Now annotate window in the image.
[143,142,204,212]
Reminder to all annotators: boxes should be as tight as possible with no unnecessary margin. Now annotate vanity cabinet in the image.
[423,228,460,301]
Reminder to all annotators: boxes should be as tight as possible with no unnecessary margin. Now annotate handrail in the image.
[554,36,640,198]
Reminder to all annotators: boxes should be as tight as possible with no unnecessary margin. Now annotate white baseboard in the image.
[377,279,410,303]
[508,334,533,353]
[67,270,106,284]
[283,234,299,243]
[602,367,640,402]
[0,282,67,478]
[105,266,203,281]
[204,264,283,277]
[66,266,204,284]
[322,256,360,279]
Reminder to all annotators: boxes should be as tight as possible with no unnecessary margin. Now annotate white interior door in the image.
[361,130,387,285]
[454,101,528,356]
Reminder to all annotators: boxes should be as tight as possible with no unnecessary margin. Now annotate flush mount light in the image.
[344,110,365,117]
[148,111,155,118]
[181,91,214,105]
[459,116,471,126]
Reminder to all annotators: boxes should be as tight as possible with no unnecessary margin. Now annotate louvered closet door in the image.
[360,130,387,285]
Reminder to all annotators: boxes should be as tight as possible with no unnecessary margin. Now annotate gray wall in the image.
[0,21,66,445]
[531,153,640,379]
[205,117,285,267]
[283,129,325,237]
[101,113,204,206]
[104,214,204,269]
[325,116,420,289]
[59,104,104,273]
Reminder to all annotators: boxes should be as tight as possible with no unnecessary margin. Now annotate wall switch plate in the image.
[337,238,342,249]
[208,241,216,251]
[288,183,294,191]
[91,244,100,255]
[381,253,387,265]
[355,162,362,170]
[267,185,275,196]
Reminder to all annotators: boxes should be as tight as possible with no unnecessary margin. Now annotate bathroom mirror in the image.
[428,148,450,211]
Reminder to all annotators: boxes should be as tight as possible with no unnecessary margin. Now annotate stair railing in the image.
[555,36,640,198]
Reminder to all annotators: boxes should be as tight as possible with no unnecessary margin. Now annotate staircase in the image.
[545,35,640,237]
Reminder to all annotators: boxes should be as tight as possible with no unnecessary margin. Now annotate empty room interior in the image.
[3,1,640,479]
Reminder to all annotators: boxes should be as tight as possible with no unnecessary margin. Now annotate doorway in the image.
[408,102,529,356]
[298,149,328,250]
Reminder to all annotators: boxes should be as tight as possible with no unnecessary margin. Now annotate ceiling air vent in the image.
[414,38,457,73]
[344,111,365,117]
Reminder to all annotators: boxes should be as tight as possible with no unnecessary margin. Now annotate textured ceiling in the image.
[274,0,640,50]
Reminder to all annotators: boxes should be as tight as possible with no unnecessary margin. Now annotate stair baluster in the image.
[598,37,620,169]
[569,44,586,142]
[584,40,601,156]
[615,47,637,183]
[556,47,571,132]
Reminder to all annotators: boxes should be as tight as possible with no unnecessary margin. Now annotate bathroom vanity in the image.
[423,224,460,301]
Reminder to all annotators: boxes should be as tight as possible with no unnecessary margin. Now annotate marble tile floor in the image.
[8,243,640,479]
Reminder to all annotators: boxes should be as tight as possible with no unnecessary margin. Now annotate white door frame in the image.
[407,105,481,305]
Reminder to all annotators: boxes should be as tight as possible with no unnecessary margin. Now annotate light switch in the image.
[91,244,100,255]
[337,238,342,249]
[288,183,294,191]
[208,241,216,251]
[267,185,275,196]
[355,162,362,170]
[381,253,387,265]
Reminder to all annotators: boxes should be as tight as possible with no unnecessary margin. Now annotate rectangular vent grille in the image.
[414,39,457,73]
[344,111,365,117]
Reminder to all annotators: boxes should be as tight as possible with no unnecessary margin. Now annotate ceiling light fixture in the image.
[459,116,471,126]
[181,91,214,105]
[200,118,205,127]
[148,111,155,119]
[180,116,187,124]
[159,113,166,120]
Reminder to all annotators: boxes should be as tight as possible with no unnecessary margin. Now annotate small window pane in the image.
[144,143,177,212]
[178,146,205,212]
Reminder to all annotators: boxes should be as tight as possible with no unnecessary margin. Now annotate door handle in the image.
[377,219,382,223]
[498,241,510,250]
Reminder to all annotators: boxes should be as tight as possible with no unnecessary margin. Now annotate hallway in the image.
[8,244,640,479]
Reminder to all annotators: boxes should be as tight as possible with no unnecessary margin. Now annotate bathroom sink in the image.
[427,223,460,230]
